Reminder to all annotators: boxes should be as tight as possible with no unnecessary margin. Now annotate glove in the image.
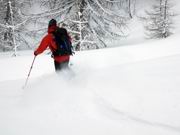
[34,51,38,56]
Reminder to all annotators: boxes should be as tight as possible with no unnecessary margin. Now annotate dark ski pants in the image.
[54,60,69,72]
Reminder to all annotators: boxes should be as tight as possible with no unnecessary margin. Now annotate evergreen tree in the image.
[144,0,174,39]
[37,0,128,51]
[0,0,29,55]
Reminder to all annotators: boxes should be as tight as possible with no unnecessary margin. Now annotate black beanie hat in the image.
[48,19,57,27]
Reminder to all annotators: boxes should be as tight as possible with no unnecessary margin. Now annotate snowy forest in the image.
[1,0,180,135]
[0,0,176,55]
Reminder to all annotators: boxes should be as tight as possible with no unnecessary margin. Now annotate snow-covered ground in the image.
[0,33,180,135]
[1,0,180,134]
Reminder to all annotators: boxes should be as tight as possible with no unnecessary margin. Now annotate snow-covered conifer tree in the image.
[0,0,29,55]
[38,0,128,51]
[144,0,174,39]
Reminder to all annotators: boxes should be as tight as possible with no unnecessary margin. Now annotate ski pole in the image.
[23,56,36,89]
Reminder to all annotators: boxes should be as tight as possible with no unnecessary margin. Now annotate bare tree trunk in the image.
[4,0,17,56]
[127,0,132,18]
[160,0,163,12]
[133,0,136,15]
[9,0,17,56]
[75,0,86,51]
[164,0,168,19]
[4,0,13,49]
[163,0,168,38]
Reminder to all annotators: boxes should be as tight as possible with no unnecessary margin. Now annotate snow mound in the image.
[22,71,100,119]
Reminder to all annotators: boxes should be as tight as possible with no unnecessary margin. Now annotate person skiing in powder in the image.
[34,19,72,72]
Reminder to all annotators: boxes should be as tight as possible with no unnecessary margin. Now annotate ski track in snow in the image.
[1,70,180,134]
[92,91,180,133]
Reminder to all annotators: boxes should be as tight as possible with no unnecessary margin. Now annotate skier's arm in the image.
[34,35,51,56]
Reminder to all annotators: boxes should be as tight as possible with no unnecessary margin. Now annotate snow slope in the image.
[0,34,180,135]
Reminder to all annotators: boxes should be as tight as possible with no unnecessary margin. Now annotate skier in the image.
[34,19,72,72]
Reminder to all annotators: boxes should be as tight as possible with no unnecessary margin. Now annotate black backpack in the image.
[52,27,74,56]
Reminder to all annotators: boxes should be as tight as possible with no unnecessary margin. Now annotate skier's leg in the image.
[54,60,69,72]
[61,60,69,70]
[54,60,62,72]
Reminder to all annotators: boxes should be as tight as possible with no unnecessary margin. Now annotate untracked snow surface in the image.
[1,35,180,135]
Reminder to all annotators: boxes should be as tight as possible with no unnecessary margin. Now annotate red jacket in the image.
[34,25,70,63]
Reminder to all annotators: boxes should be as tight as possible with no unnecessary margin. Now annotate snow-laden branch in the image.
[0,23,9,29]
[22,2,75,19]
[94,0,124,18]
[87,0,105,18]
[69,19,88,24]
[105,0,121,2]
[86,4,118,39]
[81,40,95,44]
[91,26,107,48]
[41,0,73,9]
[0,20,28,30]
[87,0,125,24]
[14,19,29,29]
[87,0,126,28]
[68,30,81,35]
